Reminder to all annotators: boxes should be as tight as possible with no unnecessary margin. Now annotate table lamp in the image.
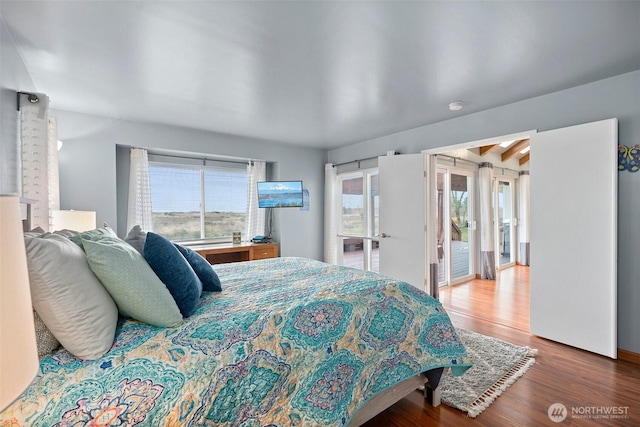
[51,209,96,232]
[0,195,39,412]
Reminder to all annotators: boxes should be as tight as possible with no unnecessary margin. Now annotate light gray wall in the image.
[3,12,638,354]
[0,17,36,194]
[54,110,326,260]
[329,70,640,354]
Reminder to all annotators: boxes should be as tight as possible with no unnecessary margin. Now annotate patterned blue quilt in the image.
[1,257,471,426]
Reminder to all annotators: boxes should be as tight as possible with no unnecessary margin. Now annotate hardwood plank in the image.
[439,266,530,332]
[362,266,640,426]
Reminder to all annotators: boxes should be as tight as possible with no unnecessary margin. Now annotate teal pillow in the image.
[69,224,118,249]
[144,232,203,317]
[83,236,183,327]
[175,244,222,292]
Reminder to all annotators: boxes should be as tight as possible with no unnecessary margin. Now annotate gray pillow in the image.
[124,225,147,255]
[53,229,80,239]
[24,233,118,360]
[33,310,60,357]
[83,236,183,327]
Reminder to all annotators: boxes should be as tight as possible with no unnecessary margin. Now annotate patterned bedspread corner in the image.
[1,257,471,426]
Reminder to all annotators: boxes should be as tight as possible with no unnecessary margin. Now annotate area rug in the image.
[440,328,538,418]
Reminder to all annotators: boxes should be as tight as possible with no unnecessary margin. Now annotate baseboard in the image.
[618,348,640,364]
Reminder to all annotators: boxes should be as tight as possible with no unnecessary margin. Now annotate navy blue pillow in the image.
[175,244,222,292]
[143,232,203,317]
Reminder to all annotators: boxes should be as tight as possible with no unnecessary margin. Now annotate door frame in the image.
[436,165,476,286]
[493,175,516,270]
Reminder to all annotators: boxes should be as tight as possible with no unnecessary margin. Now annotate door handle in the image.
[381,233,391,238]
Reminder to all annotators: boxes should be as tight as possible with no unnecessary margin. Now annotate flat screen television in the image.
[257,181,303,208]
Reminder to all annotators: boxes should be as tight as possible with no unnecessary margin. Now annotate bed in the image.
[1,256,471,426]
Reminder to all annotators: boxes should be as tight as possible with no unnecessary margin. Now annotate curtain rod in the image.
[437,154,522,175]
[16,91,41,110]
[333,151,398,168]
[145,149,252,166]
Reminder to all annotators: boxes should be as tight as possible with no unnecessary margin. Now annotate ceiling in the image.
[479,138,530,165]
[2,1,639,150]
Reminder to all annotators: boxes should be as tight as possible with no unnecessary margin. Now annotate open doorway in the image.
[428,119,618,357]
[425,130,533,329]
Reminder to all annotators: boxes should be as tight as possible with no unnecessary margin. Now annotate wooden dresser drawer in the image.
[252,244,278,260]
[195,243,279,265]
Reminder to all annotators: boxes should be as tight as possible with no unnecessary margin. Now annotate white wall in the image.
[2,12,325,261]
[0,17,36,194]
[329,71,640,355]
[53,110,326,260]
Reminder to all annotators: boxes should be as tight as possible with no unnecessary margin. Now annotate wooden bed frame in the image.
[349,368,444,426]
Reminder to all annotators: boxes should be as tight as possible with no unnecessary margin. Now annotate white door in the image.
[530,119,617,358]
[378,154,426,291]
[437,168,475,286]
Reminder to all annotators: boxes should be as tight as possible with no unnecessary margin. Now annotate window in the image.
[148,157,248,242]
[338,169,379,272]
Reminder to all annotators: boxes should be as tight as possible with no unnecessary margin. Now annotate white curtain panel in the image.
[425,154,439,298]
[478,162,496,279]
[47,116,60,218]
[518,171,531,266]
[244,160,266,240]
[20,93,58,231]
[323,163,339,264]
[127,148,153,232]
[0,112,20,195]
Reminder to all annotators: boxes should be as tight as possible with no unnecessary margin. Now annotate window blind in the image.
[148,157,249,242]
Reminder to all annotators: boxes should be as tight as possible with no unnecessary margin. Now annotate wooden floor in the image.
[363,265,640,426]
[439,265,531,332]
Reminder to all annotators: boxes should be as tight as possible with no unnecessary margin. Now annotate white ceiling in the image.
[2,1,639,150]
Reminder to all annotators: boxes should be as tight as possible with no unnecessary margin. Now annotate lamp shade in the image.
[0,195,39,411]
[51,209,96,232]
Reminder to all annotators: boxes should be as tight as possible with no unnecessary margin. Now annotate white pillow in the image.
[24,233,118,360]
